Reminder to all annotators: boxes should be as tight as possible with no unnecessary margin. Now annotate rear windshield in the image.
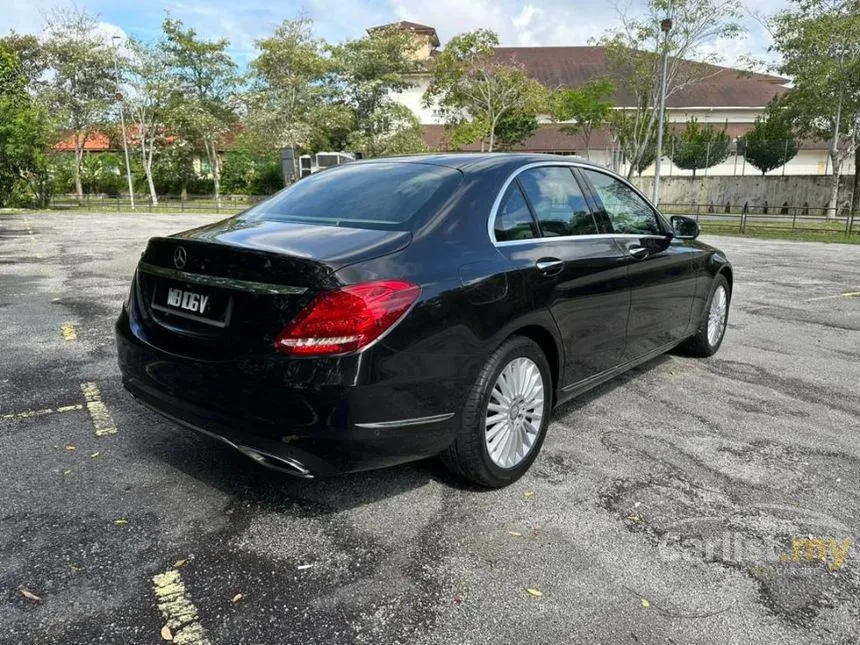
[240,162,462,231]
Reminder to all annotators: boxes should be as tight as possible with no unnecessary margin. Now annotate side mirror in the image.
[671,215,700,240]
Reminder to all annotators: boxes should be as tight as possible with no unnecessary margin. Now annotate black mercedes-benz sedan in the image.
[116,153,732,488]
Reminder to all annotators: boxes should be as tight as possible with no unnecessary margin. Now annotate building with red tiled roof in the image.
[374,22,841,177]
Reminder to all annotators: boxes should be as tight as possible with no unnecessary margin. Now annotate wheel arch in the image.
[717,265,733,294]
[508,324,561,404]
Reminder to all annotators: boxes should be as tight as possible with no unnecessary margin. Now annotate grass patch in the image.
[699,222,860,244]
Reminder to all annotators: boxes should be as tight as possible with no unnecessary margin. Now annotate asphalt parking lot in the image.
[1,212,858,644]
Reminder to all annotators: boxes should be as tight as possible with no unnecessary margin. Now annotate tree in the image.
[668,118,730,176]
[41,8,115,199]
[550,79,614,159]
[739,112,799,175]
[328,26,420,157]
[0,44,53,207]
[161,16,239,203]
[770,0,860,217]
[494,110,540,151]
[0,33,46,93]
[423,29,547,152]
[249,17,331,179]
[123,39,174,204]
[597,0,743,178]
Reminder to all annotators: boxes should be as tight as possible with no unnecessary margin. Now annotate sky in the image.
[2,0,788,69]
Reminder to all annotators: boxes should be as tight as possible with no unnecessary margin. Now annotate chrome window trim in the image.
[487,161,669,247]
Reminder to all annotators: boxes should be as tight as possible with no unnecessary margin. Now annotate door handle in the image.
[536,258,565,276]
[627,245,649,260]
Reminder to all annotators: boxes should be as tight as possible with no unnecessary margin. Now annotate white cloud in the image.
[0,0,789,69]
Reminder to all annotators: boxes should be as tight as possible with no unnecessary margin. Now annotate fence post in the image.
[792,208,797,230]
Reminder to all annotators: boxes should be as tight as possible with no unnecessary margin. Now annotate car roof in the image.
[354,152,603,172]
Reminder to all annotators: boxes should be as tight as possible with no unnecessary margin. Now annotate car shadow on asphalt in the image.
[551,353,674,418]
[129,414,485,516]
[130,353,678,514]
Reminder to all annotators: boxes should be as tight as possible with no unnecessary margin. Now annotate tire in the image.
[441,336,552,488]
[679,273,731,357]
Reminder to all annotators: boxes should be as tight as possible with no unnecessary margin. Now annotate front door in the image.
[492,165,630,386]
[580,168,700,360]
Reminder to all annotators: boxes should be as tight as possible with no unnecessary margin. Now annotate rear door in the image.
[579,168,701,359]
[492,165,630,386]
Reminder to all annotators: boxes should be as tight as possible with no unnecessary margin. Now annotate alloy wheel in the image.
[707,285,728,347]
[484,357,545,469]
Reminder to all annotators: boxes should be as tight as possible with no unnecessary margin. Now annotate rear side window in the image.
[240,162,462,231]
[517,167,598,237]
[494,183,538,242]
[581,169,661,235]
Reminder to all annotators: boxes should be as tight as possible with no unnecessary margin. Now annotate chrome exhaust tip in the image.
[235,445,314,479]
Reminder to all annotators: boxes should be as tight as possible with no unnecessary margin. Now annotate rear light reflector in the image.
[274,280,420,356]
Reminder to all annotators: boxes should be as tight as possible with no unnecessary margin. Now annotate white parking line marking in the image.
[81,383,117,436]
[152,569,210,645]
[1,404,84,421]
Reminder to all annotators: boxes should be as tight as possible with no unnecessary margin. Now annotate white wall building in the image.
[374,21,852,177]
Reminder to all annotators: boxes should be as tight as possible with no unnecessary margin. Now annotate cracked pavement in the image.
[0,212,858,644]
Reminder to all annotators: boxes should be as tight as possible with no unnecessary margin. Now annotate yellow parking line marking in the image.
[81,383,117,436]
[152,569,210,645]
[807,291,860,302]
[62,324,78,341]
[1,404,84,421]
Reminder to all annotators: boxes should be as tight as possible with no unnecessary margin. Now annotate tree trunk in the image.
[851,146,860,217]
[626,159,635,181]
[827,151,840,220]
[140,139,158,206]
[73,134,84,200]
[146,171,158,206]
[206,139,221,205]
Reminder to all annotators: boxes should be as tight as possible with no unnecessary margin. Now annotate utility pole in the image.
[112,35,135,210]
[652,17,672,206]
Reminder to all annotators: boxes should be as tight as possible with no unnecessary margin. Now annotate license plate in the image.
[151,281,232,327]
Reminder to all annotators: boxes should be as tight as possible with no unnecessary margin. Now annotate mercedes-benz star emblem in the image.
[173,246,187,269]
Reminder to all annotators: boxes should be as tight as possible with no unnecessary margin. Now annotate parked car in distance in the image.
[116,154,732,488]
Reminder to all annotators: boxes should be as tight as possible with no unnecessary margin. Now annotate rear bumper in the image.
[116,311,464,476]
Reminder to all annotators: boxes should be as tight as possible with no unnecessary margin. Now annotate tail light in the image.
[274,280,420,356]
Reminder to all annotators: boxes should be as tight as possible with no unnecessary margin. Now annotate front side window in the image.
[581,169,662,235]
[517,167,598,237]
[494,183,538,242]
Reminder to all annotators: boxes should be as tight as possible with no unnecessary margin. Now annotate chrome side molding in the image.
[355,412,455,429]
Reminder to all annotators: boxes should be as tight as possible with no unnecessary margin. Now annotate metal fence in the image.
[50,193,267,214]
[661,202,858,236]
[49,194,858,237]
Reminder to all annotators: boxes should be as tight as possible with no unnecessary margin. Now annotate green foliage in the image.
[41,7,116,198]
[161,16,239,199]
[668,118,730,176]
[0,44,53,207]
[769,0,860,214]
[0,33,45,93]
[328,26,419,157]
[739,112,799,175]
[424,29,547,151]
[493,111,539,151]
[249,17,331,168]
[221,151,284,195]
[597,0,742,177]
[550,79,614,159]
